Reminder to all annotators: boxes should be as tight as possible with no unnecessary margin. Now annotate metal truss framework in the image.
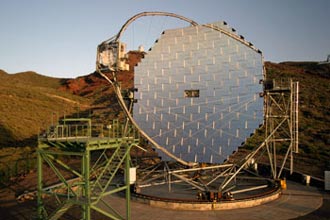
[265,79,299,179]
[37,118,139,220]
[96,11,264,167]
[136,79,299,199]
[95,11,299,199]
[34,11,301,219]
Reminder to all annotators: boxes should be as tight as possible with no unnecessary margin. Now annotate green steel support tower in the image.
[37,118,139,219]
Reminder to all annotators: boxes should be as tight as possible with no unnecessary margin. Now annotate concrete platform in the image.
[103,181,323,220]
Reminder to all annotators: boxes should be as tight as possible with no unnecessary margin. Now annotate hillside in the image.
[59,50,144,123]
[242,62,330,177]
[0,51,144,148]
[0,69,92,147]
[266,61,330,160]
[0,59,329,177]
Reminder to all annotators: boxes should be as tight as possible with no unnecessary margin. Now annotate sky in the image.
[0,0,329,78]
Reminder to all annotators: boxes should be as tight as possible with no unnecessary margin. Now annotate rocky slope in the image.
[1,58,329,177]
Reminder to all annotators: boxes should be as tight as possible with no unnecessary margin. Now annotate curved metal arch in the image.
[96,11,265,167]
[115,11,199,42]
[97,12,200,167]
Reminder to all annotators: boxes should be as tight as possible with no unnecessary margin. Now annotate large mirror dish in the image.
[133,21,264,164]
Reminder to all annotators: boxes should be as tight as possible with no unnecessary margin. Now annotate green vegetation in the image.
[243,62,330,176]
[265,62,330,160]
[0,70,91,147]
[0,61,329,179]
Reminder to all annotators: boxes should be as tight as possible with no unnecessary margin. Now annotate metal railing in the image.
[41,118,139,140]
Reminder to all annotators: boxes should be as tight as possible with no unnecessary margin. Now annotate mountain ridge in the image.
[0,60,329,176]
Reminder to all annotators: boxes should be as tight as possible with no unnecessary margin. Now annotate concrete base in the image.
[102,181,323,220]
[135,188,281,210]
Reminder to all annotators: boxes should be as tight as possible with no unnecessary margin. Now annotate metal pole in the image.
[289,81,294,175]
[168,172,172,192]
[125,143,131,220]
[37,149,43,219]
[82,149,91,220]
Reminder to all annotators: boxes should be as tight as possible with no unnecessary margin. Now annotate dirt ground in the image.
[1,170,330,220]
[0,150,329,220]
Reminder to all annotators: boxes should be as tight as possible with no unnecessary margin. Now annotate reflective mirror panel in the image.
[133,22,264,163]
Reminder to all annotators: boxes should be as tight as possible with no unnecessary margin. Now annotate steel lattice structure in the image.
[36,11,300,219]
[96,11,265,166]
[37,119,139,220]
[95,11,299,200]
